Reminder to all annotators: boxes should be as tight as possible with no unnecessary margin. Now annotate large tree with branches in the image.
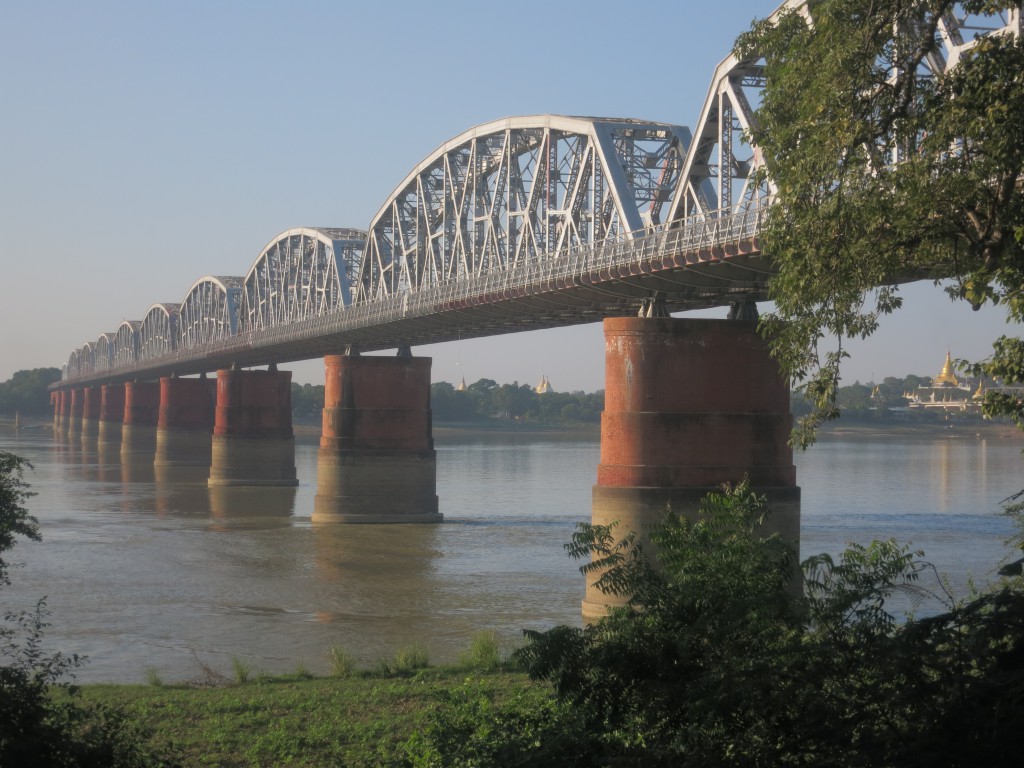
[737,0,1024,445]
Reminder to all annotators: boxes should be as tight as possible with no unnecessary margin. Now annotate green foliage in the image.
[416,481,1024,765]
[458,630,503,671]
[430,380,603,425]
[736,1,1024,445]
[402,681,587,767]
[229,655,253,684]
[0,454,166,766]
[393,643,430,673]
[327,645,356,677]
[0,368,61,416]
[0,452,39,587]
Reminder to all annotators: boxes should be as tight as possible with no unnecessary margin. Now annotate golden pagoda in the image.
[535,374,553,394]
[455,377,467,392]
[906,351,978,411]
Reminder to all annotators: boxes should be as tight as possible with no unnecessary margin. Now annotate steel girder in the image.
[113,321,141,367]
[667,1,1022,221]
[179,276,242,349]
[140,303,180,361]
[55,3,1023,386]
[94,333,115,373]
[356,116,691,303]
[240,227,365,333]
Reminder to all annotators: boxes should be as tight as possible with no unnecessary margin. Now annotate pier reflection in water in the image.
[1,427,1019,683]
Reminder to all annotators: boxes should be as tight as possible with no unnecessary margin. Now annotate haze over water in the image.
[1,427,1019,683]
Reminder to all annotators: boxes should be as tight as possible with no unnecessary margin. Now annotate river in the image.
[0,426,1020,683]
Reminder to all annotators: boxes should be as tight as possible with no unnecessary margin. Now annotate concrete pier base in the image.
[154,377,215,474]
[209,368,297,487]
[582,317,801,621]
[313,354,440,523]
[80,385,102,443]
[121,382,161,457]
[98,383,126,446]
[67,388,84,437]
[56,390,70,433]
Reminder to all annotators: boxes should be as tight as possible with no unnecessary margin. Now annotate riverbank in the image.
[73,666,541,767]
[815,419,1024,441]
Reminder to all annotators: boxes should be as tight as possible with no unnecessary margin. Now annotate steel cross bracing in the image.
[57,2,1023,385]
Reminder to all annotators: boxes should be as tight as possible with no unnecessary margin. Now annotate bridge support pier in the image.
[67,388,84,437]
[51,392,60,431]
[121,382,161,457]
[98,383,126,446]
[80,386,102,443]
[154,376,216,481]
[313,353,440,523]
[582,317,801,621]
[209,368,297,487]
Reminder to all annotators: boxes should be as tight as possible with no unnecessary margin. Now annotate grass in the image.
[459,630,504,671]
[71,668,544,767]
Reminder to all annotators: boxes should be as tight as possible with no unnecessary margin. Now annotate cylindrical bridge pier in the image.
[314,353,440,523]
[583,317,801,620]
[209,368,297,487]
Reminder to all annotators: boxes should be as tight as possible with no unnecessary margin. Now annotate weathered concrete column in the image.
[154,376,216,478]
[209,368,297,487]
[583,317,801,620]
[313,354,441,523]
[80,386,102,443]
[97,383,126,446]
[121,381,160,456]
[67,388,84,437]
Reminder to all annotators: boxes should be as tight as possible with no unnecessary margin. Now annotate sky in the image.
[0,0,1015,391]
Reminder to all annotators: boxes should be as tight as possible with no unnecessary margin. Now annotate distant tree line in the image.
[793,373,993,424]
[0,368,61,416]
[291,379,603,425]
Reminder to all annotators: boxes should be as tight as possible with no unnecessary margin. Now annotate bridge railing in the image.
[60,202,767,383]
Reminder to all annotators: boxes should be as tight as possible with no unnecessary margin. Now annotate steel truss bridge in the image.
[58,2,1022,387]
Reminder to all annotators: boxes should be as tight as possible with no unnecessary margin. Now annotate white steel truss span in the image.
[357,116,691,303]
[57,2,1023,384]
[113,321,141,368]
[668,1,1023,222]
[179,276,242,349]
[140,303,180,361]
[241,228,365,333]
[94,333,115,373]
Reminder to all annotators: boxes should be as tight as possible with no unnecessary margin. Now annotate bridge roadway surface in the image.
[52,3,1019,390]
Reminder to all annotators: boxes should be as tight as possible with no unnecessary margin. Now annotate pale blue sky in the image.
[0,0,1012,390]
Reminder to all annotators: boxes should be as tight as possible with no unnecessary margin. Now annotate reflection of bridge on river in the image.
[48,4,1021,618]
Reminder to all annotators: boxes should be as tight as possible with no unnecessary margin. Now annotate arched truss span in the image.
[179,276,242,349]
[78,343,95,378]
[140,303,180,361]
[64,350,79,381]
[667,1,1023,221]
[114,321,142,368]
[241,227,365,333]
[93,333,116,373]
[356,115,691,302]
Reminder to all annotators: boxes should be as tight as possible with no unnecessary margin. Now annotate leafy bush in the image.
[413,480,1024,766]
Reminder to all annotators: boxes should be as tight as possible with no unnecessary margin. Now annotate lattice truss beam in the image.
[667,1,1022,222]
[241,228,365,332]
[179,276,242,349]
[356,116,690,302]
[140,304,180,361]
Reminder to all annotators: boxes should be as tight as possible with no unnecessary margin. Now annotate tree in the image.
[0,368,62,416]
[0,453,166,766]
[736,1,1024,445]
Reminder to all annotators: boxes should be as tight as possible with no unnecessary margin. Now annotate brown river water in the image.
[1,426,1019,683]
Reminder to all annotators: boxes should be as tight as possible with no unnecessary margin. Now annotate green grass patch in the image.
[70,669,544,767]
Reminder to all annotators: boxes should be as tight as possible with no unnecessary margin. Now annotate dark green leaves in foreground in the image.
[418,482,1024,766]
